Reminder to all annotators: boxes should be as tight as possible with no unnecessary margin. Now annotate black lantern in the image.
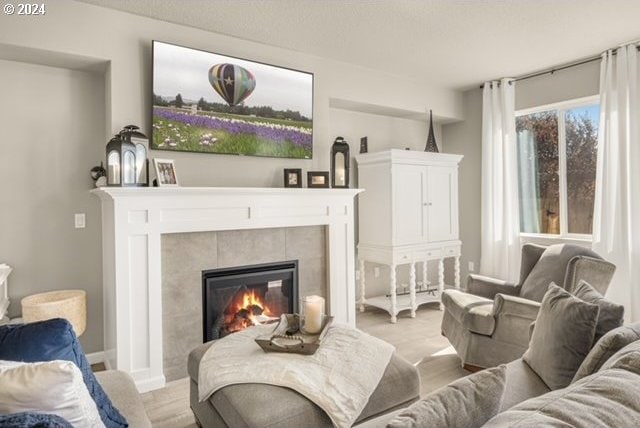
[105,125,149,187]
[331,136,350,188]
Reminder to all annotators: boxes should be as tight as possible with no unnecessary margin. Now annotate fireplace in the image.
[202,261,298,341]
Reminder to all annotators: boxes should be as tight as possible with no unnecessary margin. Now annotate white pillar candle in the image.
[303,295,325,334]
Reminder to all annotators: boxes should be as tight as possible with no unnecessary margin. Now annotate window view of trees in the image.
[516,103,599,235]
[565,107,599,234]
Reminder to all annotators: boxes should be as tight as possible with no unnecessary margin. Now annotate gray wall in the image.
[441,89,483,282]
[0,59,105,352]
[442,61,600,282]
[0,0,459,354]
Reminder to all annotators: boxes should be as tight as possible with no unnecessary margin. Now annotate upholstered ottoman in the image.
[188,341,419,427]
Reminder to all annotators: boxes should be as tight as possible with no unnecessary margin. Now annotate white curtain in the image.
[593,44,640,321]
[480,78,521,282]
[517,129,541,234]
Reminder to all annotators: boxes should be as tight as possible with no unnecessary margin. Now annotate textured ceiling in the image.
[76,0,640,90]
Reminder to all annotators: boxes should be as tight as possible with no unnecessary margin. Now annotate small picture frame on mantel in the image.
[153,158,179,187]
[307,171,330,188]
[283,168,302,188]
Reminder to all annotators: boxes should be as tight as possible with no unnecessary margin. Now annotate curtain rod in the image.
[479,44,640,89]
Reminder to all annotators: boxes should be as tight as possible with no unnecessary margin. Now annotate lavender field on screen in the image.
[152,107,313,159]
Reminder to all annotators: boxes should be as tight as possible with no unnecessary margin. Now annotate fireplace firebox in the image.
[202,261,298,341]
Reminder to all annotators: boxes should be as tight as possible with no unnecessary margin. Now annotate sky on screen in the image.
[153,42,313,117]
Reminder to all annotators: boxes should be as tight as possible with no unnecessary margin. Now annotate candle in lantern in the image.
[303,295,325,334]
[107,151,121,185]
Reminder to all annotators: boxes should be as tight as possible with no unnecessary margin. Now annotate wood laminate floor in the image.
[141,304,469,427]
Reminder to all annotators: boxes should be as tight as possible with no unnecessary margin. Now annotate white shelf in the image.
[361,290,443,317]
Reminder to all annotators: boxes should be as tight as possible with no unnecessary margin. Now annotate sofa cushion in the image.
[573,323,640,383]
[95,371,151,428]
[0,412,73,428]
[598,339,640,373]
[441,290,495,335]
[484,367,640,427]
[0,319,127,428]
[573,280,624,342]
[500,358,550,412]
[386,365,506,428]
[0,360,104,428]
[519,244,600,302]
[523,284,599,390]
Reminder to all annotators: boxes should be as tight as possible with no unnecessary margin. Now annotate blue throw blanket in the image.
[0,319,128,428]
[0,412,73,428]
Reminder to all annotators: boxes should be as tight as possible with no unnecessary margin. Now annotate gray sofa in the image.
[95,370,152,428]
[441,244,615,369]
[390,322,640,427]
[188,341,419,427]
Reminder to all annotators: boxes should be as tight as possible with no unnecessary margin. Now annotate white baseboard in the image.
[86,351,105,365]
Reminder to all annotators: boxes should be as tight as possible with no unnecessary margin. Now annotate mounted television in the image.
[151,41,313,159]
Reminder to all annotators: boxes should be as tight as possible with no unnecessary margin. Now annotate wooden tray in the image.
[255,313,333,355]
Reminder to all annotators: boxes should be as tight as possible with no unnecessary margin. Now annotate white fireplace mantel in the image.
[92,187,362,392]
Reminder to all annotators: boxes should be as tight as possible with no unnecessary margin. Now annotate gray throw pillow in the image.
[519,244,600,302]
[523,284,599,390]
[386,365,506,428]
[573,280,624,342]
[573,323,640,382]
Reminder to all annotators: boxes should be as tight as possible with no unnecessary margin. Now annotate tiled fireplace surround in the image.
[161,226,326,381]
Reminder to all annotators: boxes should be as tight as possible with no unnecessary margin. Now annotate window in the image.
[516,97,599,237]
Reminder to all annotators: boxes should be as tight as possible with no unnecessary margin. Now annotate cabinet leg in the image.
[359,259,366,313]
[390,264,397,323]
[422,260,428,290]
[454,256,461,289]
[409,262,417,318]
[438,258,445,311]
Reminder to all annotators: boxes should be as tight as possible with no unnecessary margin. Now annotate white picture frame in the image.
[153,158,179,187]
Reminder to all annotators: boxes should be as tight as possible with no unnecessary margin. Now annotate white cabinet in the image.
[393,165,426,245]
[426,166,458,242]
[356,150,463,322]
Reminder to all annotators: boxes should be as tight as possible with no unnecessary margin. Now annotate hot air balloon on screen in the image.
[208,63,256,107]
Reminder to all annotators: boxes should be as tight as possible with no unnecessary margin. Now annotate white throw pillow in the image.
[0,359,105,428]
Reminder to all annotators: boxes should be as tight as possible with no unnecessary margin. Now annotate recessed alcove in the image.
[0,45,110,354]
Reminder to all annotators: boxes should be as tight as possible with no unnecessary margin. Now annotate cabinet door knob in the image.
[423,202,433,206]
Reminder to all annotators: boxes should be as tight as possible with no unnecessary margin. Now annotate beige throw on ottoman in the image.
[198,324,395,428]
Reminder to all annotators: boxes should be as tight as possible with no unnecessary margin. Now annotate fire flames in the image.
[225,289,277,334]
[236,290,269,315]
